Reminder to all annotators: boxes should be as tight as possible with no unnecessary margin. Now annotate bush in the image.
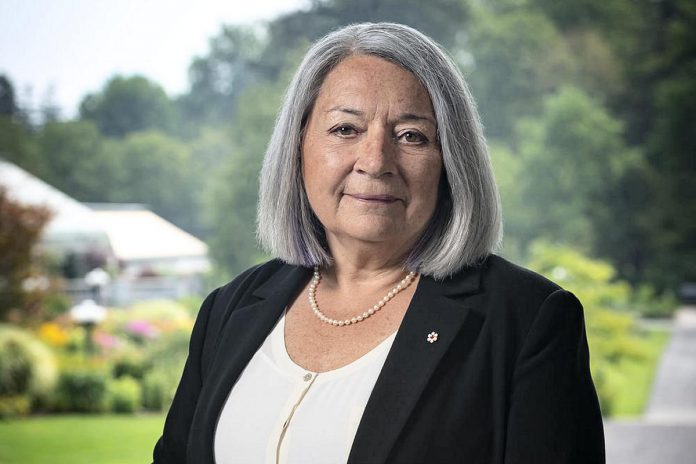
[0,325,57,401]
[631,284,678,318]
[107,376,141,413]
[0,340,31,395]
[141,370,169,411]
[0,395,31,419]
[53,369,108,413]
[525,242,671,416]
[112,353,150,381]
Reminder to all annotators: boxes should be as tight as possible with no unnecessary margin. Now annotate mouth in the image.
[345,193,401,204]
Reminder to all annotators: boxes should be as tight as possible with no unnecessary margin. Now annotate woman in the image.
[153,23,605,463]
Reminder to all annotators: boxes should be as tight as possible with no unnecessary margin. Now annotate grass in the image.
[611,327,672,417]
[0,413,165,464]
[0,327,673,461]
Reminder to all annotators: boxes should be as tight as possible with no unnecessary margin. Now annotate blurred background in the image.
[1,0,694,462]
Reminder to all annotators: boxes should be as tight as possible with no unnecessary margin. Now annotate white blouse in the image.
[214,310,397,464]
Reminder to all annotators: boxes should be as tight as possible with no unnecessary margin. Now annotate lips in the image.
[345,193,401,203]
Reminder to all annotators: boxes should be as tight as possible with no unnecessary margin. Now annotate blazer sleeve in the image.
[152,287,220,464]
[504,289,606,464]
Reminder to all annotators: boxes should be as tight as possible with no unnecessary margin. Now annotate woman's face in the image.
[301,55,443,254]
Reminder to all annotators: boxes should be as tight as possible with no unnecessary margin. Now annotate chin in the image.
[337,220,406,244]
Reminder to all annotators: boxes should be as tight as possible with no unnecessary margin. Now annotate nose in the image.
[354,128,395,178]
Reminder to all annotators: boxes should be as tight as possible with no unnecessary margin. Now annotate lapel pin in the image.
[427,331,438,343]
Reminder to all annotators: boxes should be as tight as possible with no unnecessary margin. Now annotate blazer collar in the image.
[347,261,486,464]
[188,259,486,463]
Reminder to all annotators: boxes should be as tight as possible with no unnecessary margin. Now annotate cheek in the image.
[409,160,443,208]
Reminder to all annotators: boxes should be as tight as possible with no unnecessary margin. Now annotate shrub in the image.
[141,370,169,411]
[53,369,108,413]
[0,325,57,401]
[107,376,141,413]
[136,330,190,412]
[0,395,31,419]
[112,352,150,381]
[631,284,678,318]
[525,241,673,416]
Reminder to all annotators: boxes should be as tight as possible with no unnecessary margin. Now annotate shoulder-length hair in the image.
[257,22,502,279]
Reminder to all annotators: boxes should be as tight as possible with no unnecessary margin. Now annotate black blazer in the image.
[153,255,605,463]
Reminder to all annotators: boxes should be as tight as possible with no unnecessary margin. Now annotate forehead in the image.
[314,55,434,113]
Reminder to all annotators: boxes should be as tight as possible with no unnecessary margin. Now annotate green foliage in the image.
[525,242,676,415]
[205,75,287,274]
[104,130,196,230]
[33,120,121,201]
[0,325,57,400]
[141,370,169,411]
[610,329,671,416]
[0,395,31,419]
[0,188,53,321]
[0,117,39,171]
[80,75,177,137]
[465,6,573,139]
[111,353,150,381]
[181,25,269,128]
[53,369,108,413]
[630,285,679,319]
[511,87,640,253]
[106,376,141,413]
[0,75,17,117]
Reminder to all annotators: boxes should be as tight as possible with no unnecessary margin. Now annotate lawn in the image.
[0,327,672,462]
[0,414,166,464]
[611,327,672,417]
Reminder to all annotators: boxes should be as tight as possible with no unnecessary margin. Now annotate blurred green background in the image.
[0,0,694,462]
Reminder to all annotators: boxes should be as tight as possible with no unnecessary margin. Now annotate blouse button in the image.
[303,373,313,382]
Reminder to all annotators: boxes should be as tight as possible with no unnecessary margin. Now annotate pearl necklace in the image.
[308,266,417,326]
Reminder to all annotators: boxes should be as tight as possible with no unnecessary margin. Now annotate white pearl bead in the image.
[309,268,417,327]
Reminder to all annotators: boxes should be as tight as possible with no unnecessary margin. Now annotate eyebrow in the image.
[326,106,436,126]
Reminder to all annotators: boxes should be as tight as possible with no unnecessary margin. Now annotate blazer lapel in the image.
[188,264,312,462]
[348,263,484,464]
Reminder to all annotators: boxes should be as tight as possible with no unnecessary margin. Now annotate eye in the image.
[331,124,358,137]
[399,131,428,145]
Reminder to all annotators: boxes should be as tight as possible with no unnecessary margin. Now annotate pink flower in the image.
[125,320,159,339]
[94,332,120,349]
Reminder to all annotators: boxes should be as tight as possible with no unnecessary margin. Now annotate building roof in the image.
[0,159,111,252]
[90,206,208,261]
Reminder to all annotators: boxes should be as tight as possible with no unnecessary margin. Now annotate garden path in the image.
[605,306,696,463]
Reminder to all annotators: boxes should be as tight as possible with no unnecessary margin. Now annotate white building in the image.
[0,159,211,305]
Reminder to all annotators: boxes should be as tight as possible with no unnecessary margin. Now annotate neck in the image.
[322,234,416,290]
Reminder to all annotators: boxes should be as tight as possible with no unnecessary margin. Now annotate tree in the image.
[205,75,288,275]
[79,76,177,138]
[262,0,469,64]
[0,75,17,117]
[0,116,39,173]
[512,87,641,257]
[0,187,52,322]
[34,121,121,201]
[179,25,269,129]
[106,131,196,231]
[464,6,574,140]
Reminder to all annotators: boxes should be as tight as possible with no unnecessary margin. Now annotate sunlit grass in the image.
[611,328,671,417]
[0,414,165,464]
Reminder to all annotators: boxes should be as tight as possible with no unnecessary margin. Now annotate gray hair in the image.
[257,22,502,279]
